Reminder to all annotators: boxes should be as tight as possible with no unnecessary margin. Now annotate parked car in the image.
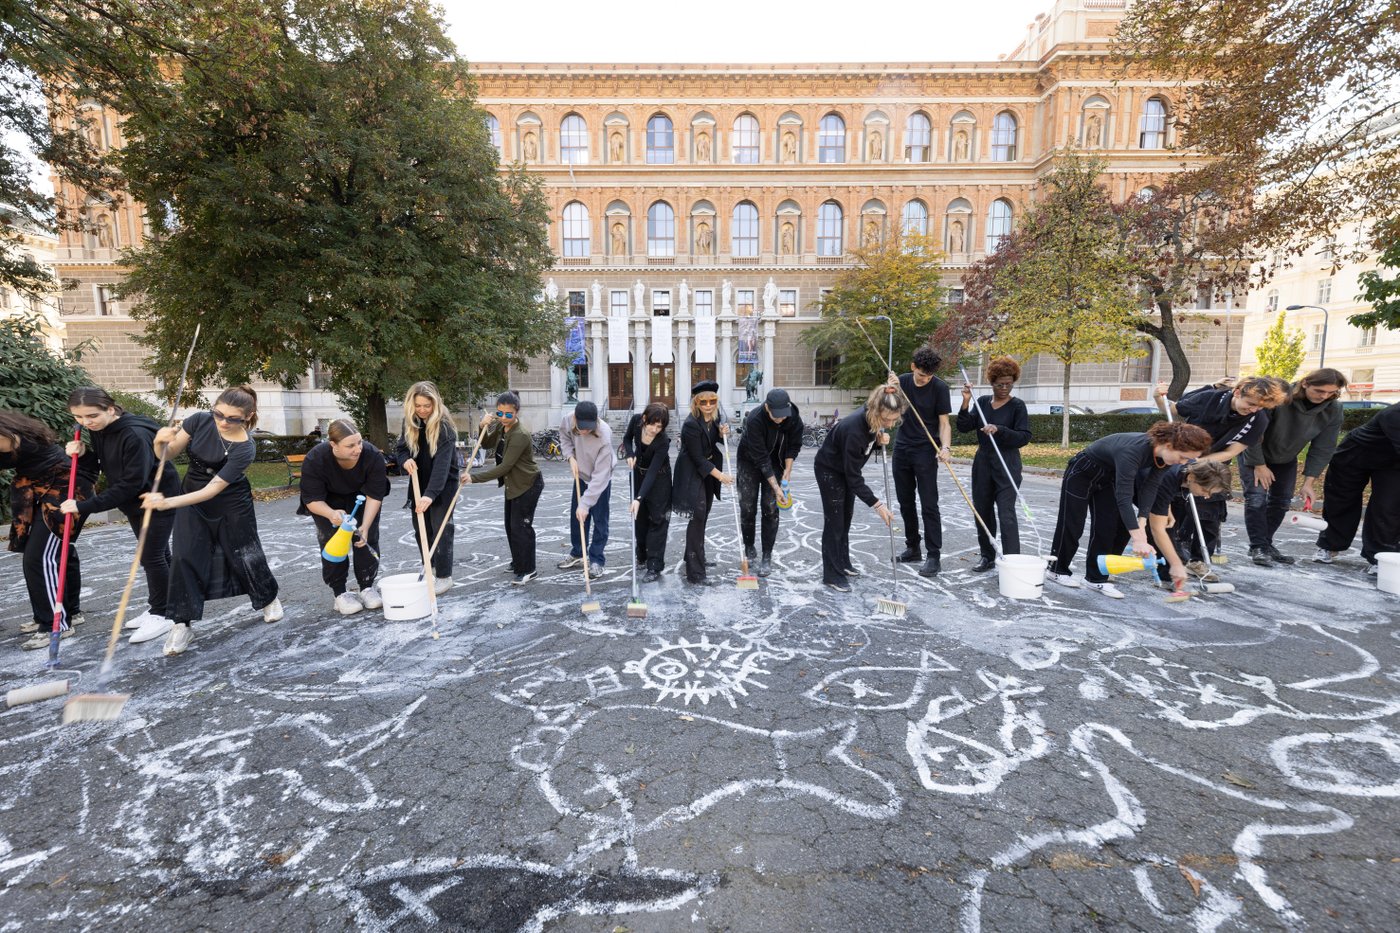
[1047,404,1095,415]
[1340,400,1389,410]
[1101,406,1160,415]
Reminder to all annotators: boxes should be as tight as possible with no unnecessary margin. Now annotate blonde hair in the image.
[1235,376,1290,409]
[401,381,451,457]
[864,384,907,433]
[690,391,719,420]
[1185,460,1231,496]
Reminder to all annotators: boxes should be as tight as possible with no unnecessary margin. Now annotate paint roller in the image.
[320,495,366,562]
[1287,513,1327,531]
[7,680,71,709]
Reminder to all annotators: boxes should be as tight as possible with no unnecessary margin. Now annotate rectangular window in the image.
[694,289,713,317]
[1120,342,1153,382]
[311,360,332,390]
[1195,283,1213,310]
[95,284,116,315]
[652,290,671,316]
[815,287,833,317]
[736,289,755,317]
[1317,278,1332,304]
[946,288,965,306]
[1359,326,1377,348]
[779,288,797,318]
[610,289,628,317]
[814,351,840,386]
[732,209,759,257]
[1311,324,1324,351]
[568,290,585,316]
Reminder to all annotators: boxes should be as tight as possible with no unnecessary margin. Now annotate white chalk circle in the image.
[1271,731,1400,797]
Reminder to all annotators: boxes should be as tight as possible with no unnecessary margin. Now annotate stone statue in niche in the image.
[1085,113,1103,149]
[780,222,795,255]
[949,219,965,253]
[679,279,689,315]
[610,132,624,162]
[744,368,763,401]
[867,130,883,161]
[696,131,711,162]
[722,279,732,314]
[634,279,644,313]
[94,212,114,249]
[782,131,797,162]
[81,117,103,150]
[864,219,881,246]
[523,131,538,161]
[954,130,970,161]
[545,277,558,303]
[763,278,777,315]
[695,221,712,254]
[592,279,602,311]
[611,222,626,255]
[565,368,579,402]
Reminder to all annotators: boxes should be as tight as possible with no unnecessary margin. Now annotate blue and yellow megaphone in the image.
[321,495,365,562]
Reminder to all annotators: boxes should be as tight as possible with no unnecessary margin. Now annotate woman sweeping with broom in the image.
[141,386,281,656]
[673,382,733,586]
[298,418,389,614]
[956,358,1032,573]
[625,403,673,585]
[462,391,543,586]
[394,381,459,595]
[0,410,95,650]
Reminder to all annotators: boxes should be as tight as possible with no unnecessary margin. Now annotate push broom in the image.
[626,469,647,618]
[958,364,1045,556]
[875,439,906,617]
[572,462,603,614]
[1161,397,1235,597]
[64,323,201,724]
[721,427,759,589]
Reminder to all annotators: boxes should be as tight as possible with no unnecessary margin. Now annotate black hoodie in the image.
[76,412,179,515]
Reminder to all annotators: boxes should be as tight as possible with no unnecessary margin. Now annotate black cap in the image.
[691,380,719,396]
[765,388,793,418]
[574,400,598,430]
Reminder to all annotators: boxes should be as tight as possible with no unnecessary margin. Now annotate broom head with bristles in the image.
[875,597,907,618]
[736,559,760,589]
[626,599,648,618]
[61,693,130,724]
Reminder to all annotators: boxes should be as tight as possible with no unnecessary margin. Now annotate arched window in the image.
[485,115,501,154]
[986,199,1013,252]
[646,114,674,164]
[1140,98,1167,149]
[818,201,844,256]
[562,202,590,257]
[647,201,675,257]
[560,114,588,164]
[902,200,929,238]
[732,114,760,164]
[991,112,1018,162]
[904,112,931,162]
[731,201,759,257]
[819,114,846,163]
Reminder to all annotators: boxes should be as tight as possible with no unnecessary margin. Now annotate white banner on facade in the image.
[694,314,716,364]
[607,315,630,363]
[651,316,673,363]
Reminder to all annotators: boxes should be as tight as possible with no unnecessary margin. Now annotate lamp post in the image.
[1284,304,1330,368]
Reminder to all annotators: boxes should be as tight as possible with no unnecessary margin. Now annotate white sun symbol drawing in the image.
[624,635,771,707]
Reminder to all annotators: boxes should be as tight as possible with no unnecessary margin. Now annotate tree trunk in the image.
[1136,298,1192,399]
[365,390,390,448]
[1061,360,1073,449]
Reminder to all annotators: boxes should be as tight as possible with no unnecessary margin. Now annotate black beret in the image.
[691,380,719,396]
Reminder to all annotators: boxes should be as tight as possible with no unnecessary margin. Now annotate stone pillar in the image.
[676,321,692,413]
[550,361,565,412]
[633,320,649,411]
[718,321,734,414]
[590,322,606,407]
[761,317,776,399]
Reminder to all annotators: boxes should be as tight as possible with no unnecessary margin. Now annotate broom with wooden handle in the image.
[409,468,442,638]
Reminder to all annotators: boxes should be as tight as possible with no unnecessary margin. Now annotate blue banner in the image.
[737,314,759,364]
[565,317,586,365]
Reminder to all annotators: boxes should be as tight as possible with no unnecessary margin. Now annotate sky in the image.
[442,0,1054,64]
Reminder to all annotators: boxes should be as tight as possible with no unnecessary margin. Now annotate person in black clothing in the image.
[1047,422,1212,598]
[890,346,953,577]
[956,357,1032,572]
[394,380,459,594]
[0,410,95,650]
[299,418,389,615]
[143,386,281,656]
[671,381,734,585]
[1315,401,1400,572]
[1156,376,1288,573]
[814,385,904,592]
[736,388,804,576]
[62,386,182,645]
[1146,460,1233,592]
[624,402,674,584]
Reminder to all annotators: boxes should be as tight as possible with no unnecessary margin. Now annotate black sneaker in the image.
[972,555,997,573]
[919,555,941,577]
[745,546,757,562]
[758,554,772,577]
[512,570,538,585]
[686,575,713,587]
[642,568,662,584]
[843,564,862,577]
[825,579,852,593]
[1249,547,1274,567]
[896,547,922,563]
[1266,546,1296,565]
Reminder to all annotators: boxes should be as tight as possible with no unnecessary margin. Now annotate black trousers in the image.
[1240,460,1298,550]
[504,474,544,575]
[21,512,84,628]
[736,462,780,556]
[117,501,174,616]
[634,501,671,573]
[971,453,1021,559]
[312,512,381,596]
[410,494,455,579]
[1050,455,1130,584]
[817,467,856,585]
[683,486,716,582]
[893,446,942,556]
[1318,459,1400,564]
[1169,494,1225,562]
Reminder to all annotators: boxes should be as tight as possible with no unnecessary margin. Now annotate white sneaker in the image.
[359,586,383,610]
[262,598,284,623]
[163,623,193,656]
[70,611,86,626]
[129,615,174,644]
[1313,548,1337,563]
[334,592,364,615]
[434,576,453,595]
[1046,569,1080,589]
[1366,563,1378,576]
[125,609,160,630]
[586,565,609,582]
[556,555,585,570]
[512,570,538,586]
[21,629,71,650]
[1085,581,1125,599]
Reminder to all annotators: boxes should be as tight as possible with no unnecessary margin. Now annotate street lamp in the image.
[1284,304,1330,368]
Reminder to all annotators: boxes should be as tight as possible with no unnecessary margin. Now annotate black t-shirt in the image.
[896,373,951,450]
[1149,464,1188,516]
[182,411,255,483]
[297,440,390,515]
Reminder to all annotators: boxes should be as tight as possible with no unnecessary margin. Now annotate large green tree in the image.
[798,232,946,388]
[104,0,558,442]
[1353,222,1400,331]
[1253,309,1306,381]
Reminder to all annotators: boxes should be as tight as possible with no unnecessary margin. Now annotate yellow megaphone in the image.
[321,495,365,562]
[1097,553,1164,581]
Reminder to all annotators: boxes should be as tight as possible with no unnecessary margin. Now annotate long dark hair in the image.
[0,410,57,448]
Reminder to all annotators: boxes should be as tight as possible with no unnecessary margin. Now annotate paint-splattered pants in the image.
[20,511,84,629]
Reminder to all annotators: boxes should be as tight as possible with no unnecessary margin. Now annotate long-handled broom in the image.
[572,462,603,614]
[875,442,907,618]
[420,418,490,570]
[626,469,647,618]
[64,323,201,724]
[958,364,1045,556]
[409,469,442,639]
[721,428,759,589]
[1161,398,1235,597]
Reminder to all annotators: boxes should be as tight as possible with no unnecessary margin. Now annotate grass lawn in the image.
[247,461,297,490]
[950,443,1085,470]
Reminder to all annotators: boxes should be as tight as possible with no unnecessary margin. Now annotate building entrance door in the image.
[608,362,632,410]
[649,363,675,409]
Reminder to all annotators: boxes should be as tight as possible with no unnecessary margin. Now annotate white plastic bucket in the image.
[380,572,433,620]
[997,554,1045,600]
[1287,513,1328,531]
[1377,553,1400,596]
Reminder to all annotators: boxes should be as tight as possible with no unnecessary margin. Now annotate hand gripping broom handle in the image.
[853,319,999,551]
[101,323,200,674]
[47,426,83,667]
[424,419,489,565]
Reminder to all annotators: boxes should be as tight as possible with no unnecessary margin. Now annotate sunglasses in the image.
[992,381,1015,388]
[494,410,515,419]
[698,398,719,406]
[211,410,247,426]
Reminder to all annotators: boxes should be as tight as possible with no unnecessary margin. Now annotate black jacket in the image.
[738,403,804,480]
[77,412,179,515]
[813,411,883,507]
[954,396,1031,467]
[671,414,723,516]
[394,418,459,505]
[1080,432,1165,530]
[1334,401,1400,469]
